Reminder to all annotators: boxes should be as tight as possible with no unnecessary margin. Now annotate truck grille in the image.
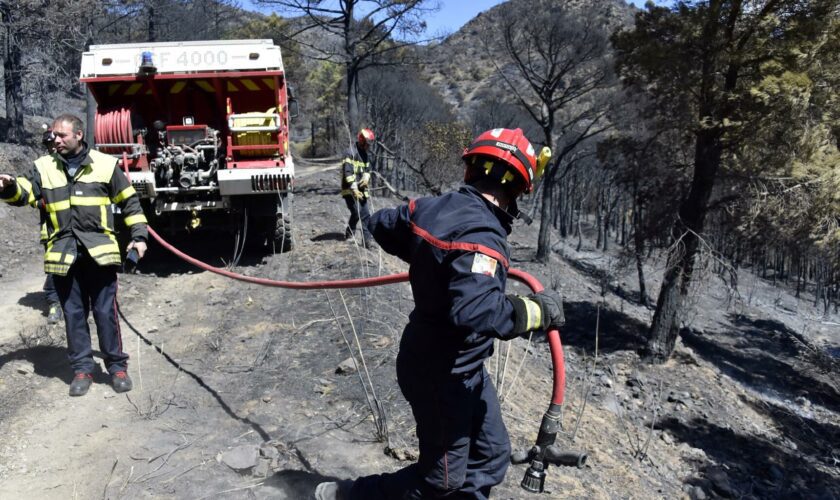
[251,173,290,192]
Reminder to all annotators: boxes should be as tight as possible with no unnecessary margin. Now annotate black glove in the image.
[507,289,565,336]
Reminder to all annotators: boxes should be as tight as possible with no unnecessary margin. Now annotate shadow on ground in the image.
[133,232,268,277]
[559,301,648,354]
[17,290,49,315]
[0,345,70,382]
[311,232,346,242]
[662,416,839,499]
[681,315,840,413]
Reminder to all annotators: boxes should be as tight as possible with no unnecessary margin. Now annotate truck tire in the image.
[273,213,294,252]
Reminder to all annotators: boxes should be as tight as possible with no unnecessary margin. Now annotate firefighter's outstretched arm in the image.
[0,171,39,208]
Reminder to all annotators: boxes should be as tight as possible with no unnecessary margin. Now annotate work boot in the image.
[363,237,377,250]
[47,302,63,324]
[112,371,133,393]
[314,480,353,500]
[69,373,93,397]
[344,227,354,240]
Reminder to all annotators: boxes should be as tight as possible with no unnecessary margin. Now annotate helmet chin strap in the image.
[509,198,533,225]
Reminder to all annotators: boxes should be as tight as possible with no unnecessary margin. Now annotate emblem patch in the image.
[471,253,498,277]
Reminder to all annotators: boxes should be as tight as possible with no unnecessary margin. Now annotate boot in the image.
[69,373,92,397]
[344,227,354,240]
[314,480,353,500]
[47,302,63,324]
[112,371,133,393]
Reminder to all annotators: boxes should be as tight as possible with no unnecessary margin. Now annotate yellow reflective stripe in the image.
[524,298,542,331]
[64,254,74,264]
[87,242,120,257]
[45,200,71,212]
[101,206,109,231]
[1,183,22,202]
[49,211,59,232]
[70,196,110,206]
[112,185,136,203]
[196,80,214,92]
[124,213,147,226]
[45,251,64,262]
[170,81,186,94]
[45,263,70,275]
[344,175,356,183]
[241,79,260,91]
[125,82,143,95]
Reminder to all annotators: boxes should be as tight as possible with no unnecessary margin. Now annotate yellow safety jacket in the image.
[340,145,371,199]
[1,148,148,275]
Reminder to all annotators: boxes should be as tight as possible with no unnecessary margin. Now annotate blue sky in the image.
[243,1,672,37]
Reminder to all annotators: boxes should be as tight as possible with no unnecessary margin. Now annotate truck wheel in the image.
[273,214,294,252]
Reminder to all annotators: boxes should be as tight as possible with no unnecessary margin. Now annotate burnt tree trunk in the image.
[1,2,24,143]
[646,130,722,362]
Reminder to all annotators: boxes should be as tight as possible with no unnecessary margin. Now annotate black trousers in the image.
[350,351,511,499]
[43,274,59,304]
[52,253,128,375]
[344,195,372,240]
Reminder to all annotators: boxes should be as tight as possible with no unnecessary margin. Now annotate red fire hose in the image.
[122,160,570,492]
[147,226,565,407]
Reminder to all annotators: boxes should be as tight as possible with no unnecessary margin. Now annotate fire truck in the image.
[79,39,297,252]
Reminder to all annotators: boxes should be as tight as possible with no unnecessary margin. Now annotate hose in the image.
[145,225,565,407]
[119,160,569,490]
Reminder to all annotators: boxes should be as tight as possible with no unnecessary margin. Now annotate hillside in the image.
[0,161,837,499]
[419,0,635,118]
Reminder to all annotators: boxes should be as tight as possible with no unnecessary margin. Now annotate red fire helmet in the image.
[358,128,375,147]
[462,128,538,193]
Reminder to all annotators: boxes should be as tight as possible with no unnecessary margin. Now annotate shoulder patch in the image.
[471,253,498,277]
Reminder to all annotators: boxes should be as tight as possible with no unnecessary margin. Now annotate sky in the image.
[243,1,674,38]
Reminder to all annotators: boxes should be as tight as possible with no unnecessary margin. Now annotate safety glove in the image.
[350,182,364,200]
[507,289,565,336]
[358,172,371,189]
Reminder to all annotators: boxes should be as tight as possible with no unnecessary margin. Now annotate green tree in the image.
[613,0,840,362]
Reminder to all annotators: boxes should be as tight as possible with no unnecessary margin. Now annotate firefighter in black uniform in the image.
[341,128,375,247]
[316,128,564,500]
[0,114,148,397]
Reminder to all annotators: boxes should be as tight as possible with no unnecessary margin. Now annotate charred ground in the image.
[0,163,838,499]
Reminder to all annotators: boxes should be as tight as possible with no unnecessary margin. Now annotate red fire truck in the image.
[80,39,297,252]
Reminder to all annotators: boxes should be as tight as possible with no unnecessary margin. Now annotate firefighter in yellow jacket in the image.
[341,128,375,248]
[0,114,148,397]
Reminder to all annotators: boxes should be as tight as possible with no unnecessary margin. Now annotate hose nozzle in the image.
[521,458,546,493]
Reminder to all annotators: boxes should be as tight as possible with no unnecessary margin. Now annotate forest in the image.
[1,0,838,364]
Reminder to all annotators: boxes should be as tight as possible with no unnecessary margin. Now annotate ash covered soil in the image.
[0,160,838,499]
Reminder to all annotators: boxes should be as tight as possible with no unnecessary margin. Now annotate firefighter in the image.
[0,114,148,397]
[315,128,565,500]
[341,128,375,248]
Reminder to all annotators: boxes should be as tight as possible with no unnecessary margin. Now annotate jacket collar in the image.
[459,184,514,235]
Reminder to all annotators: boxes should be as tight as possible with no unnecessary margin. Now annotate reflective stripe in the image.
[63,253,74,264]
[45,251,65,262]
[45,263,70,275]
[524,298,542,331]
[49,211,59,232]
[101,205,109,231]
[88,242,120,257]
[407,199,510,269]
[124,213,147,226]
[16,177,37,206]
[45,200,71,212]
[1,183,22,202]
[344,175,356,183]
[112,185,136,203]
[70,196,110,206]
